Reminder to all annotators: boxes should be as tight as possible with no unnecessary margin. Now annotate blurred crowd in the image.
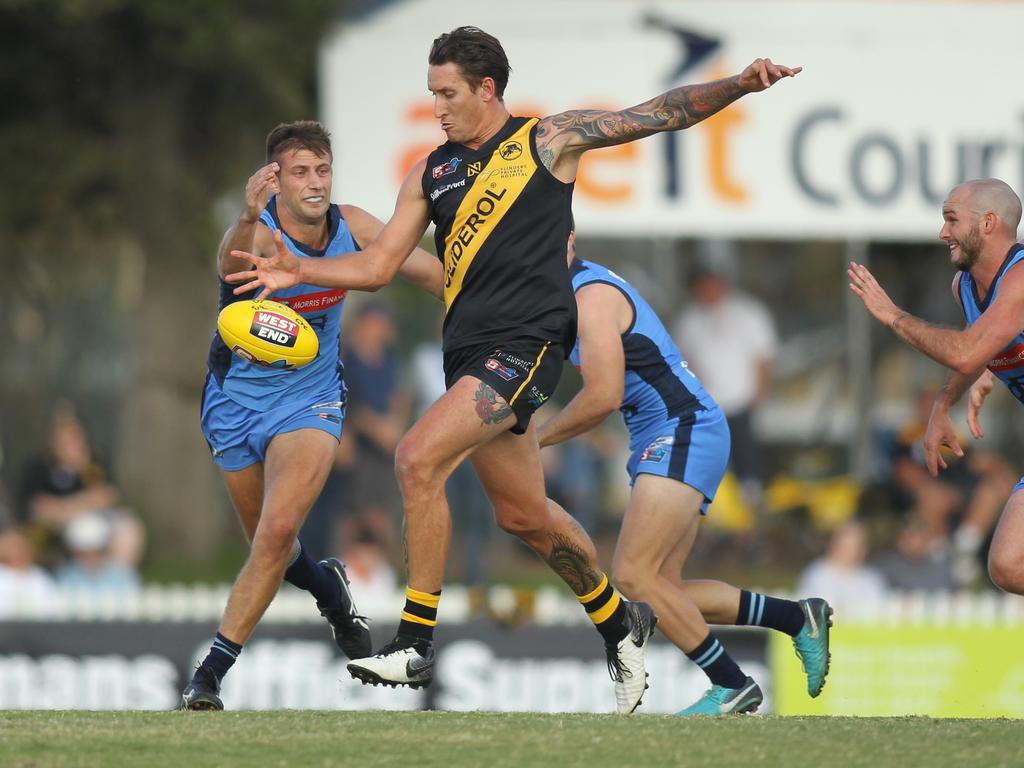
[2,269,1017,612]
[0,404,144,617]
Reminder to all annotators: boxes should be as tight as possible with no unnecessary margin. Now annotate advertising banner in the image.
[771,624,1024,718]
[321,1,1024,240]
[0,621,769,713]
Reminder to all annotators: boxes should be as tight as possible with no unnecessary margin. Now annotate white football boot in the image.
[606,601,658,713]
[347,638,435,689]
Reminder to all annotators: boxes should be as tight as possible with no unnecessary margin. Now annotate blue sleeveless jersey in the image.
[568,259,719,450]
[958,243,1024,403]
[206,198,356,411]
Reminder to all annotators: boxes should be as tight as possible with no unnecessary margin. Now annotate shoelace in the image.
[705,685,732,704]
[604,644,635,683]
[375,636,430,658]
[189,665,221,693]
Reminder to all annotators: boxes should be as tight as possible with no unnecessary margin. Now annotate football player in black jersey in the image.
[227,27,799,713]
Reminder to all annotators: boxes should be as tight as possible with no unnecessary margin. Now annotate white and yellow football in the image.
[217,299,319,369]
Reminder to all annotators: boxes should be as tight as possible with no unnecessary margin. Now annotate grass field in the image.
[0,711,1020,768]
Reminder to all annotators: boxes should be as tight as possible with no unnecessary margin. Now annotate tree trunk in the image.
[113,95,232,564]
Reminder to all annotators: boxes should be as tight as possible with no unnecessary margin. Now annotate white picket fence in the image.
[4,583,1024,626]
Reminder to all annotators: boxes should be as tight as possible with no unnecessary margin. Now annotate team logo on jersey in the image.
[485,358,519,381]
[466,161,482,177]
[432,156,462,179]
[499,141,522,161]
[250,311,299,348]
[988,342,1024,373]
[640,435,674,463]
[279,289,347,314]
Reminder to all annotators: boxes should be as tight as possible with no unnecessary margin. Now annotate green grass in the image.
[0,711,1020,768]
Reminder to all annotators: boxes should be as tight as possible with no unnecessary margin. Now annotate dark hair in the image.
[428,26,511,99]
[265,120,332,164]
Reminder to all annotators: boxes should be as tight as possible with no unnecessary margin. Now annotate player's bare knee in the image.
[988,550,1024,594]
[494,507,543,538]
[255,517,301,555]
[610,561,652,601]
[394,436,441,495]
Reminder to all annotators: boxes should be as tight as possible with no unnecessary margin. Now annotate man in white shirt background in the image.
[674,261,778,509]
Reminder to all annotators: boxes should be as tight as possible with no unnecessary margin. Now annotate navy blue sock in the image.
[737,590,805,636]
[686,633,746,689]
[284,540,342,608]
[198,632,243,683]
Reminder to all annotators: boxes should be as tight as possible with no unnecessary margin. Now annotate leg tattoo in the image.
[547,532,602,596]
[473,382,513,425]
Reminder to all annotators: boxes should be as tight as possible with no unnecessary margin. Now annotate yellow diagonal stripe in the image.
[509,342,550,405]
[443,118,538,310]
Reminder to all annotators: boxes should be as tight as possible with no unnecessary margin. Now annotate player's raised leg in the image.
[662,513,832,698]
[472,422,656,714]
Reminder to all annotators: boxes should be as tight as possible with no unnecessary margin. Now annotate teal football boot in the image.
[675,676,763,716]
[793,597,833,697]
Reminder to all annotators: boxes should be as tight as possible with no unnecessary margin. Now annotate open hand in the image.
[225,230,300,299]
[738,58,802,92]
[967,370,996,439]
[923,408,964,476]
[848,262,905,328]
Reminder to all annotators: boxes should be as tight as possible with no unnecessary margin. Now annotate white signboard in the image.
[321,0,1024,240]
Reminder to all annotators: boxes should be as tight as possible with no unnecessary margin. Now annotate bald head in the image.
[951,178,1022,236]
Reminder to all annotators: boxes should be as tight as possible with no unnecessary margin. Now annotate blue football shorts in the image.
[625,407,731,514]
[200,375,345,471]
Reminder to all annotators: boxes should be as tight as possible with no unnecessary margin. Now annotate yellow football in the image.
[217,299,319,369]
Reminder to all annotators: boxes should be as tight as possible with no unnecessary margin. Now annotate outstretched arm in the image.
[537,283,630,447]
[536,58,801,181]
[848,261,1024,375]
[340,204,444,301]
[226,161,432,298]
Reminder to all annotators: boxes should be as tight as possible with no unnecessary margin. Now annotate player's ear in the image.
[479,76,497,102]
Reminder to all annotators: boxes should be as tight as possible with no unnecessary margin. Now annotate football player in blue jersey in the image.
[849,178,1024,598]
[533,228,832,715]
[180,121,440,710]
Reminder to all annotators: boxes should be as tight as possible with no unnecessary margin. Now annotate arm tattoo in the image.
[536,75,745,152]
[473,382,513,425]
[538,147,555,171]
[546,532,602,596]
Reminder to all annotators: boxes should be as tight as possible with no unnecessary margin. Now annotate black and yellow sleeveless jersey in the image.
[421,115,577,357]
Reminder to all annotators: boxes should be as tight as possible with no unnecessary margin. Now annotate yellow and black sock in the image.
[397,587,440,644]
[578,574,628,644]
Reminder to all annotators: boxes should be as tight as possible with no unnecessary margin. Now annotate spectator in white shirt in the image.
[674,265,778,507]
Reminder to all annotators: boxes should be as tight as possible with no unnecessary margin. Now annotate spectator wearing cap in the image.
[56,511,140,593]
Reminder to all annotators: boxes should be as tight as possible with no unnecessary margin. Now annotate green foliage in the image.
[0,0,338,236]
[0,0,339,547]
